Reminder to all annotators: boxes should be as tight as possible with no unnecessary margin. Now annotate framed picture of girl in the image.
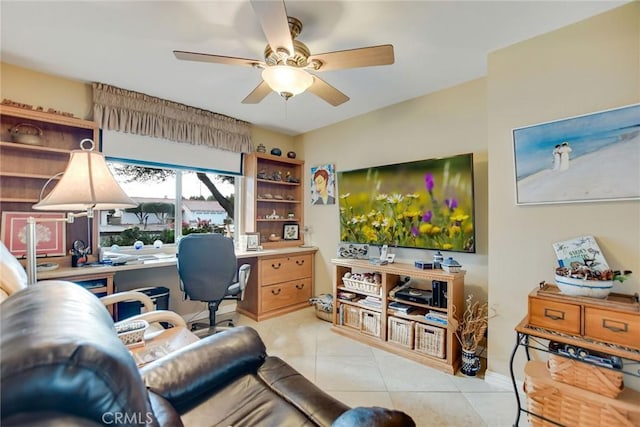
[310,164,336,205]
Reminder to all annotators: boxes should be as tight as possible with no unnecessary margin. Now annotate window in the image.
[99,162,237,248]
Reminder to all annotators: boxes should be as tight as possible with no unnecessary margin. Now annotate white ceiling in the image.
[0,1,626,136]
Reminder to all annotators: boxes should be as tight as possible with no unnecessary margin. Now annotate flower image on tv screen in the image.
[337,153,476,253]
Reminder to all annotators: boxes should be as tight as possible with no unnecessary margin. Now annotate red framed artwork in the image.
[1,212,66,257]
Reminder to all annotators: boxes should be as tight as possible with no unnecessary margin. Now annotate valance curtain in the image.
[93,82,253,153]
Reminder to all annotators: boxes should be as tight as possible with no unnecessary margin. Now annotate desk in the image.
[38,246,318,321]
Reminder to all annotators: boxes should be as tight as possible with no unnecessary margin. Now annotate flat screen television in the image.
[337,153,476,253]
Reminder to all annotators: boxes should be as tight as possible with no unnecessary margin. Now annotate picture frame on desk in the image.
[245,232,260,251]
[1,211,66,257]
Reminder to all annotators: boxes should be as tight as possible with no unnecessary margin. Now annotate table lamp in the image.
[26,138,137,284]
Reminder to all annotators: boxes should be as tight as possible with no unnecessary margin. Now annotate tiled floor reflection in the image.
[225,307,529,427]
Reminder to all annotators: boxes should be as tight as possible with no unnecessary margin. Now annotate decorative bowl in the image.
[554,275,612,298]
[441,257,462,273]
[268,234,281,242]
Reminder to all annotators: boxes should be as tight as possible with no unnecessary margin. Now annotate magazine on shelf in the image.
[552,235,609,272]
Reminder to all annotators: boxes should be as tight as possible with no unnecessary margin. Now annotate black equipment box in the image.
[395,287,433,305]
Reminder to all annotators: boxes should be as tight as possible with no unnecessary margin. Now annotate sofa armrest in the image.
[140,326,266,411]
[257,356,350,426]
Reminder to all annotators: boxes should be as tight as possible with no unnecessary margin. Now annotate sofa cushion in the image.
[1,281,157,426]
[257,357,349,425]
[179,372,321,427]
[141,326,266,411]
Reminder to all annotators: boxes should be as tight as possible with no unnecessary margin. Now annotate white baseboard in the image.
[484,369,523,392]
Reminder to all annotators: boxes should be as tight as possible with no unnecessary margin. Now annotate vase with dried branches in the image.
[452,295,489,376]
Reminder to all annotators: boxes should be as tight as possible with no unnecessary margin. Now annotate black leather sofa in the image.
[2,281,415,426]
[1,281,355,426]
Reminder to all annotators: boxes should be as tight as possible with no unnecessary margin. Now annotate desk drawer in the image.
[528,297,581,335]
[584,307,640,350]
[260,278,312,312]
[260,254,312,286]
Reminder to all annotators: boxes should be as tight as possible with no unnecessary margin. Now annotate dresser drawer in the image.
[528,297,581,335]
[260,254,312,286]
[260,278,312,312]
[584,307,640,350]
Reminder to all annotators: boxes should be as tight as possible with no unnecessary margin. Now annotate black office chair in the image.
[177,233,251,334]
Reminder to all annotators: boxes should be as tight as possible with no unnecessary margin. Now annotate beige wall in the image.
[487,2,639,382]
[300,78,489,301]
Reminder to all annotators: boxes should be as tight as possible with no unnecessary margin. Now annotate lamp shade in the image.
[33,141,137,211]
[262,65,314,98]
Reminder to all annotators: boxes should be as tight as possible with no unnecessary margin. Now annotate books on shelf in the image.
[358,296,382,309]
[389,301,415,314]
[424,311,448,326]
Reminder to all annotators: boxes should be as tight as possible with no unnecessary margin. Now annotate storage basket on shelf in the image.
[525,361,639,427]
[388,316,414,349]
[340,304,361,329]
[341,277,382,295]
[414,323,445,358]
[547,354,623,399]
[360,309,381,338]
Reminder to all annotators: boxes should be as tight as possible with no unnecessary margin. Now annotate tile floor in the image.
[214,307,531,427]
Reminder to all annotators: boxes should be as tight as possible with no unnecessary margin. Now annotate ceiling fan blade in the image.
[242,80,272,104]
[309,44,395,72]
[307,76,349,106]
[250,0,294,57]
[174,50,261,67]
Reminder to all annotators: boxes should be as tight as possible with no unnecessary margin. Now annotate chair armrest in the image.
[140,326,266,412]
[257,356,350,425]
[100,291,155,312]
[116,310,186,328]
[237,263,251,300]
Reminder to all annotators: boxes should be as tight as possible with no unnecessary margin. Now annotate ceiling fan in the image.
[173,0,394,106]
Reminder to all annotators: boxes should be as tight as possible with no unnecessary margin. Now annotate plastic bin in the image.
[116,286,170,322]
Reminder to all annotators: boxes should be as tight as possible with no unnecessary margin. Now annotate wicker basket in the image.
[360,309,381,337]
[341,304,361,329]
[116,319,148,347]
[388,316,414,349]
[525,361,639,427]
[414,323,445,358]
[547,354,623,398]
[342,278,382,295]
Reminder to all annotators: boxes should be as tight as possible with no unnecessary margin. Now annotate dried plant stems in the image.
[453,294,489,353]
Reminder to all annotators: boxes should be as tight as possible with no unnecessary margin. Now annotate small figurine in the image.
[272,171,282,181]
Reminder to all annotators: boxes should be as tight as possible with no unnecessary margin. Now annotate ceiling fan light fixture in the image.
[262,65,313,99]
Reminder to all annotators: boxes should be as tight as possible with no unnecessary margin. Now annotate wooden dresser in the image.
[237,248,316,321]
[527,283,639,350]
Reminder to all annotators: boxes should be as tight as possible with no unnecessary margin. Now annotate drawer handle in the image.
[271,288,281,295]
[296,259,305,266]
[544,308,565,321]
[296,283,305,290]
[271,262,282,270]
[602,319,628,333]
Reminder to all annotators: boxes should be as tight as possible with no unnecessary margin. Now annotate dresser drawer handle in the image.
[271,288,281,296]
[296,259,305,266]
[296,283,305,290]
[602,319,628,333]
[544,308,565,321]
[271,262,282,270]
